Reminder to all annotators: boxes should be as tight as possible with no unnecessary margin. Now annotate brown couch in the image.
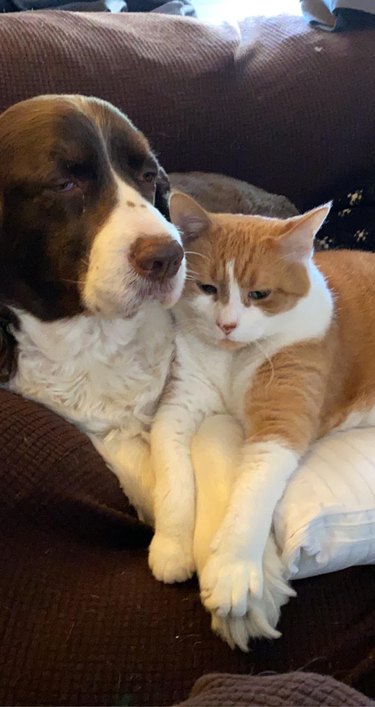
[0,11,374,707]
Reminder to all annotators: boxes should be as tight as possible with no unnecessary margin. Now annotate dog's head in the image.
[0,95,185,337]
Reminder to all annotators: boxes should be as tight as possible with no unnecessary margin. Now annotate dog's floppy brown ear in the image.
[0,308,18,383]
[0,191,18,382]
[154,165,171,220]
[0,195,16,383]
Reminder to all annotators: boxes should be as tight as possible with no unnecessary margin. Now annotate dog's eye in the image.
[53,181,77,193]
[142,171,157,184]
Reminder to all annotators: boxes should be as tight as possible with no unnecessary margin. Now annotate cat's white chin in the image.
[218,338,247,351]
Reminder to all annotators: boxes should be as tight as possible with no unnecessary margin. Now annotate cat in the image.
[170,171,298,218]
[149,191,375,647]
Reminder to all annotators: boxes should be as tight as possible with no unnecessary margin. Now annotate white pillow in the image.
[192,417,375,581]
[274,427,375,579]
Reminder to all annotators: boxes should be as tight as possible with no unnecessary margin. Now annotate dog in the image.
[0,96,291,650]
[0,94,186,523]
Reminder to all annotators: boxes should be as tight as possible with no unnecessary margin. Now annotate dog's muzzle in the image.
[129,236,184,282]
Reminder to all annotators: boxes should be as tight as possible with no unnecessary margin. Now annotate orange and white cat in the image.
[149,192,375,647]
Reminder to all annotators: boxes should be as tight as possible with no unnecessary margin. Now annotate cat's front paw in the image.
[200,551,263,618]
[205,535,296,651]
[211,609,280,652]
[149,533,195,584]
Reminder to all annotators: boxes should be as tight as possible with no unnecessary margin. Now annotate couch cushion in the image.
[0,389,374,706]
[0,12,374,209]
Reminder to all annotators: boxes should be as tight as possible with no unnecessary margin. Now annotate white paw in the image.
[211,608,280,653]
[200,550,263,618]
[202,535,296,651]
[149,533,195,583]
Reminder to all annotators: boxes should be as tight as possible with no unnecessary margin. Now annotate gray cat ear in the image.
[279,202,332,259]
[169,191,211,242]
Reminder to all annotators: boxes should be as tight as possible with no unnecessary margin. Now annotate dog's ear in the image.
[0,307,18,383]
[154,165,171,220]
[0,197,16,383]
[0,194,18,382]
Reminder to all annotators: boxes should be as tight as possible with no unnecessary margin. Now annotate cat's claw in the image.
[211,602,281,652]
[200,552,264,618]
[149,533,195,583]
[201,535,296,651]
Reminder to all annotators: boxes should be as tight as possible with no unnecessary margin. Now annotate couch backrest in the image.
[0,11,374,208]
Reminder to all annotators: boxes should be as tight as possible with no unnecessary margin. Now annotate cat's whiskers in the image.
[185,267,199,279]
[185,250,210,262]
[184,265,200,283]
[174,316,212,339]
[174,318,200,333]
[252,338,275,388]
[186,266,198,275]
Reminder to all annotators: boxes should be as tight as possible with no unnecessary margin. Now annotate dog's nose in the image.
[130,237,184,281]
[218,321,237,334]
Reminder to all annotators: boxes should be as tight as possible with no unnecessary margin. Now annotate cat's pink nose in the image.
[218,321,237,334]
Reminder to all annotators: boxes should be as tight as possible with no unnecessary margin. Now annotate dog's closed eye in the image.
[142,170,157,184]
[52,180,78,193]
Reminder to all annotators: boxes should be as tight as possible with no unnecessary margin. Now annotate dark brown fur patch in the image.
[0,94,171,380]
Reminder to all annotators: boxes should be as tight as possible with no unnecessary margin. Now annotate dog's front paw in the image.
[200,550,263,618]
[149,533,195,583]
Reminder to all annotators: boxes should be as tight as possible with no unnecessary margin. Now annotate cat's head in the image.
[170,192,330,349]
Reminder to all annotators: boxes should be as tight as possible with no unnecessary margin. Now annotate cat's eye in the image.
[197,282,218,295]
[248,290,271,301]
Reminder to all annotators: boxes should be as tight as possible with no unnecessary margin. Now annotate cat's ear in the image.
[278,203,331,259]
[169,191,211,243]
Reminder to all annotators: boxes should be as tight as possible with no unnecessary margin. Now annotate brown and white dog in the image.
[0,95,186,522]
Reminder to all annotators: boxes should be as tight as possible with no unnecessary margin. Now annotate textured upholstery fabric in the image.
[179,672,375,706]
[0,11,374,706]
[0,12,374,209]
[0,388,374,705]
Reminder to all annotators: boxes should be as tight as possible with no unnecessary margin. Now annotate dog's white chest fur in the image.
[10,302,174,439]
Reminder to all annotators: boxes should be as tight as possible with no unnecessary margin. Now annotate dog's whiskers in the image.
[61,278,86,286]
